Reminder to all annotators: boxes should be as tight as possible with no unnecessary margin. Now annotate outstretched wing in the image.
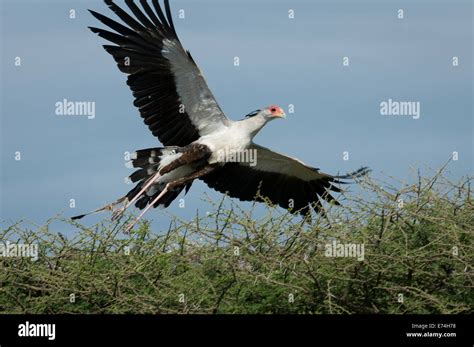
[201,144,370,215]
[89,0,230,146]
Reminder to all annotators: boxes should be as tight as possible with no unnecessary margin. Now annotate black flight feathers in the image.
[89,0,178,40]
[88,0,201,147]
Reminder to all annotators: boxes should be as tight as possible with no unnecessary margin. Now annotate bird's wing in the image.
[201,144,370,215]
[89,0,230,146]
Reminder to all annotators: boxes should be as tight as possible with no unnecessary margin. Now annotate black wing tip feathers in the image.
[88,26,101,34]
[90,0,180,41]
[88,9,103,20]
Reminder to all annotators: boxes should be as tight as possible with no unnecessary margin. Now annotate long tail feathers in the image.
[72,146,184,222]
[332,166,371,184]
[71,196,127,220]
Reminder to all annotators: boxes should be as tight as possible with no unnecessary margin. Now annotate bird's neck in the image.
[241,115,269,139]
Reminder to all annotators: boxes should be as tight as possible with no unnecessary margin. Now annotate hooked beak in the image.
[274,109,286,119]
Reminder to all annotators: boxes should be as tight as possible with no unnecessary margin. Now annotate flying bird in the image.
[73,0,369,230]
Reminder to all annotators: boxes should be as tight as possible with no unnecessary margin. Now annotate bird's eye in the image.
[271,108,276,112]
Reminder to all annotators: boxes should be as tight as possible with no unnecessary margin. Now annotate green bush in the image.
[1,167,472,314]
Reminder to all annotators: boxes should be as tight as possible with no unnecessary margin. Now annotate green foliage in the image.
[0,168,472,314]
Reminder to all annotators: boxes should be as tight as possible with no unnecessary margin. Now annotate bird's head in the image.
[265,105,286,119]
[245,105,286,120]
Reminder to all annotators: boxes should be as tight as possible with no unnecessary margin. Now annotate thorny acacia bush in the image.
[0,167,472,314]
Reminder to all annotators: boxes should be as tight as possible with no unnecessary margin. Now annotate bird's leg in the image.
[166,164,218,189]
[159,144,211,175]
[112,170,162,221]
[124,184,171,233]
[124,164,218,232]
[117,144,211,221]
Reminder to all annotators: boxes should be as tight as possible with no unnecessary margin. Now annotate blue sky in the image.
[1,0,472,233]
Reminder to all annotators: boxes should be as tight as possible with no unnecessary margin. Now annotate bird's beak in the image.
[275,109,286,119]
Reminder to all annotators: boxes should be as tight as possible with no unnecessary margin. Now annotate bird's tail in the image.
[125,147,179,182]
[124,146,188,209]
[71,147,186,221]
[332,166,371,184]
[71,195,127,220]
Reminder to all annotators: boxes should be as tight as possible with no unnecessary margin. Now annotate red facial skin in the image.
[268,105,284,117]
